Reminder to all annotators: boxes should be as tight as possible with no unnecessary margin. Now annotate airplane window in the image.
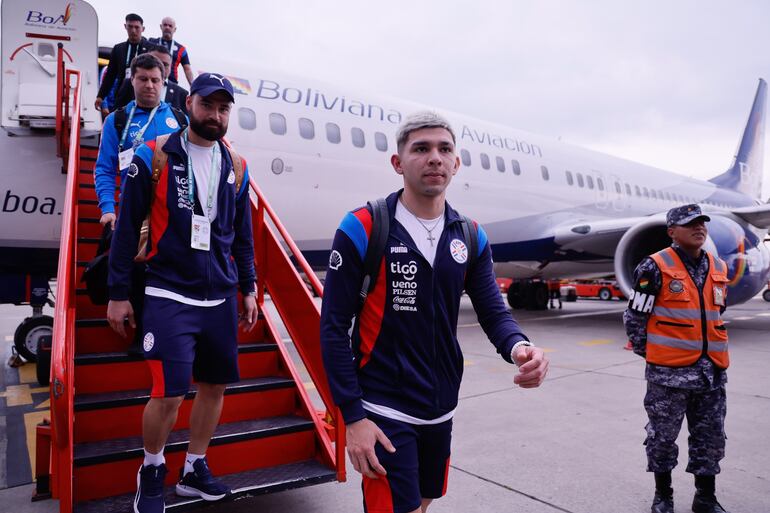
[577,173,584,187]
[238,108,256,130]
[298,118,315,139]
[566,170,574,186]
[541,166,550,181]
[597,178,604,191]
[651,189,657,199]
[643,187,649,198]
[511,160,521,175]
[461,149,471,166]
[480,153,490,170]
[658,190,664,200]
[326,123,341,144]
[269,113,287,135]
[352,127,365,148]
[614,181,621,194]
[635,185,641,196]
[625,183,632,195]
[375,132,388,151]
[496,156,505,172]
[586,175,594,189]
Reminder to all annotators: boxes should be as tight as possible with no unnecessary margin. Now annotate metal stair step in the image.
[74,415,314,466]
[73,459,336,513]
[74,376,295,412]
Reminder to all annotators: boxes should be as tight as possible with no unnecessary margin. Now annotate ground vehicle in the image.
[568,281,626,300]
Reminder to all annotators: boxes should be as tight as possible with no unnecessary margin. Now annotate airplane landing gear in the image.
[506,280,548,310]
[13,308,53,362]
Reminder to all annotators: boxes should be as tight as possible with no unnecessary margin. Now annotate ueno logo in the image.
[390,260,417,281]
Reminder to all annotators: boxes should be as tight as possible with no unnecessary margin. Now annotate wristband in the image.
[510,340,533,365]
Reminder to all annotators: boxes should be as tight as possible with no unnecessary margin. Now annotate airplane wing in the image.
[730,204,770,229]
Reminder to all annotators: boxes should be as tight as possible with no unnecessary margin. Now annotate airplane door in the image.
[1,0,100,132]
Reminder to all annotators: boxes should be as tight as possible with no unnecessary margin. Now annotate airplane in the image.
[2,0,769,364]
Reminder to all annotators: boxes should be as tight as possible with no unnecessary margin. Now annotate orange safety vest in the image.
[645,247,729,369]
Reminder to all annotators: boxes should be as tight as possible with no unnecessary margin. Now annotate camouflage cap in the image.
[666,204,711,227]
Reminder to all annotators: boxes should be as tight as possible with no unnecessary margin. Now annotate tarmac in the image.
[1,294,769,513]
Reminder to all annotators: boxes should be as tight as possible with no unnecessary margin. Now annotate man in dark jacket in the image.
[107,73,256,513]
[95,13,150,114]
[320,111,549,513]
[113,44,189,114]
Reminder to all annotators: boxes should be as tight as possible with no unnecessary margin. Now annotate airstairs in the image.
[36,46,345,513]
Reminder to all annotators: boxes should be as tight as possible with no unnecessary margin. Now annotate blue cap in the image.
[666,204,711,227]
[190,73,235,102]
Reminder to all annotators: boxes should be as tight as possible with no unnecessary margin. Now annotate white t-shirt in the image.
[394,200,445,266]
[187,141,218,222]
[147,141,223,307]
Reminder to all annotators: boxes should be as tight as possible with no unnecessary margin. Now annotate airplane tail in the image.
[709,78,767,201]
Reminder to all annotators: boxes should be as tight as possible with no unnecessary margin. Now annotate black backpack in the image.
[358,198,479,309]
[113,105,188,148]
[81,223,113,305]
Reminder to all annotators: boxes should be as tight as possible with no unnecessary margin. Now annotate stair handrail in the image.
[249,177,345,480]
[50,59,82,512]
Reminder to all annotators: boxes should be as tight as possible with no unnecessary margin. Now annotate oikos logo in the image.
[390,260,417,281]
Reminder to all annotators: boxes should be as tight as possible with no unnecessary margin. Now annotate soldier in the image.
[624,204,730,513]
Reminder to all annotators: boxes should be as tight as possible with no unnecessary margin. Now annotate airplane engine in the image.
[614,214,770,306]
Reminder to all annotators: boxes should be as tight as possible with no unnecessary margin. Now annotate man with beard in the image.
[624,204,731,513]
[320,111,549,513]
[107,73,256,513]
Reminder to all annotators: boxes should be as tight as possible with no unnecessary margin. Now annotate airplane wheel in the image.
[529,282,549,310]
[507,282,524,309]
[36,335,52,387]
[598,287,612,301]
[763,290,770,302]
[13,315,53,363]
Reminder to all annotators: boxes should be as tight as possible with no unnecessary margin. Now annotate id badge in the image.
[118,148,134,170]
[713,285,725,306]
[191,214,211,251]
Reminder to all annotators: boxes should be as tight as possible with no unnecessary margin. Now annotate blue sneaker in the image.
[175,457,230,501]
[134,463,167,513]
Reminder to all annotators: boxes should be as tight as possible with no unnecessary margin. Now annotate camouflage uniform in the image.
[623,243,727,476]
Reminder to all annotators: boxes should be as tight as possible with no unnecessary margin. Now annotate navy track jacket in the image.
[108,131,256,301]
[320,191,528,424]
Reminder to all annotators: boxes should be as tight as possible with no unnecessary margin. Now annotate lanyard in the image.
[118,103,160,150]
[183,129,221,217]
[125,42,134,67]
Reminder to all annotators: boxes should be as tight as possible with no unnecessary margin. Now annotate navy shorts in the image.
[142,295,239,398]
[362,412,452,513]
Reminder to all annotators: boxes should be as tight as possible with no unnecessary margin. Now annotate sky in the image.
[86,1,770,198]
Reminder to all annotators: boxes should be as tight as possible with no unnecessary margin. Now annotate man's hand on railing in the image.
[239,294,258,332]
[107,300,135,338]
[100,213,116,229]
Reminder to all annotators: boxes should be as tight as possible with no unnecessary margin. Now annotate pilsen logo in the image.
[26,3,75,26]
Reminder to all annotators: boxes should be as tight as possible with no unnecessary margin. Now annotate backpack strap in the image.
[223,143,245,194]
[358,198,389,310]
[170,105,188,130]
[460,215,478,269]
[113,106,127,147]
[135,133,170,262]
